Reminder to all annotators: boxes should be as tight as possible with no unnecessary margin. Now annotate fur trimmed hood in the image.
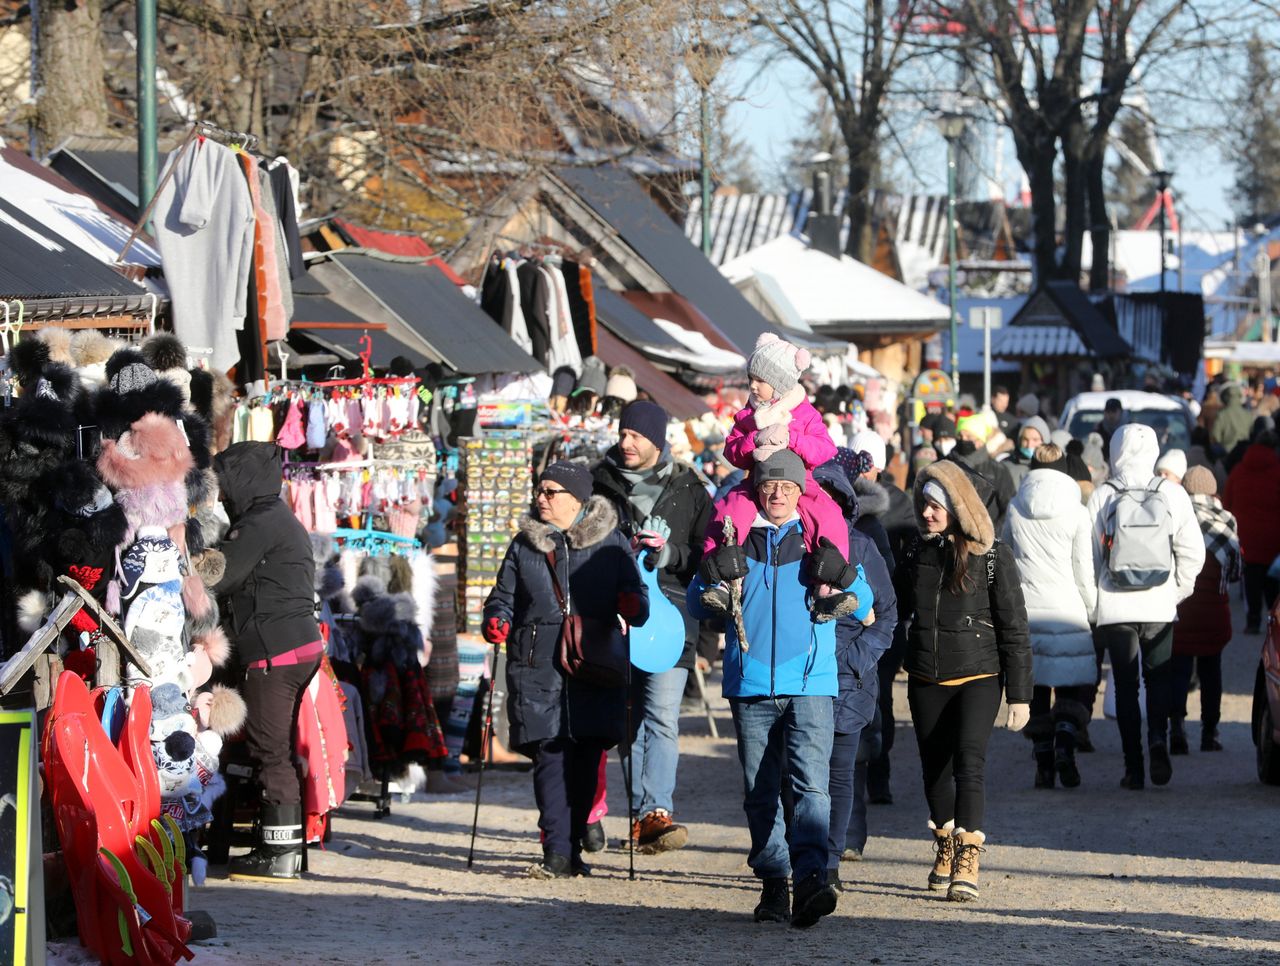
[914,459,995,555]
[519,494,618,553]
[852,475,890,519]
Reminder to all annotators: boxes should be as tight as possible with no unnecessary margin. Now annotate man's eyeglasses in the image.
[535,486,572,500]
[757,481,800,496]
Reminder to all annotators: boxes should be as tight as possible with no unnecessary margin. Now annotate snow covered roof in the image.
[720,234,948,334]
[991,324,1089,359]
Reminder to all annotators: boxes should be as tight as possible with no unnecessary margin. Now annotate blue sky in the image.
[724,55,1235,232]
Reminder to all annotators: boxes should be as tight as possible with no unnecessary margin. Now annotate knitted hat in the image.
[748,333,811,395]
[574,356,607,397]
[933,416,957,439]
[957,412,994,443]
[604,365,638,403]
[618,400,668,451]
[1182,464,1217,496]
[110,361,158,395]
[539,461,594,504]
[755,449,806,493]
[1016,393,1040,417]
[1155,448,1188,480]
[848,430,886,471]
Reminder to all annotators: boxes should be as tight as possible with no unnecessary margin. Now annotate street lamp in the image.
[687,43,727,258]
[937,110,966,389]
[1151,170,1172,298]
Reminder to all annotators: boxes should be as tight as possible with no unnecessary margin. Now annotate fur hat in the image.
[913,459,995,555]
[39,328,76,367]
[7,339,51,387]
[97,414,195,490]
[141,334,192,404]
[748,333,811,396]
[352,574,388,607]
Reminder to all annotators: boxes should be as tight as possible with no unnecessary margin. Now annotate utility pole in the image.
[1258,245,1273,342]
[136,0,158,224]
[938,112,965,389]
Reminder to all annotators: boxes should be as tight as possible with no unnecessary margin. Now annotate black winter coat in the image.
[212,442,321,665]
[592,450,712,668]
[483,496,648,750]
[897,535,1033,703]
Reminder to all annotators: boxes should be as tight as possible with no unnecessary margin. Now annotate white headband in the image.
[922,480,952,513]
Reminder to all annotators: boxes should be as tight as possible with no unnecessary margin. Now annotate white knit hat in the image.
[748,333,811,395]
[604,365,638,402]
[849,429,887,471]
[1155,448,1187,480]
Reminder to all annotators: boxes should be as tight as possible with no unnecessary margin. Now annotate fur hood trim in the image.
[519,495,618,553]
[852,476,890,519]
[752,383,807,429]
[914,460,995,555]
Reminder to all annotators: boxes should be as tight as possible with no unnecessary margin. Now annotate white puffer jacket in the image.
[1086,424,1206,626]
[1004,468,1098,687]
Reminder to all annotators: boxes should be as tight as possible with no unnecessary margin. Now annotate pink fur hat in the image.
[97,413,194,490]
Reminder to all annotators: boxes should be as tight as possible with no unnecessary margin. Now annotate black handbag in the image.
[544,550,628,688]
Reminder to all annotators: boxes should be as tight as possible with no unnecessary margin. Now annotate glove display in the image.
[809,536,857,589]
[482,616,510,645]
[699,542,748,585]
[847,563,875,622]
[1005,703,1031,732]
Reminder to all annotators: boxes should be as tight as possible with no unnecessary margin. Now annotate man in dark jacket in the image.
[593,400,712,854]
[812,461,897,887]
[211,441,323,882]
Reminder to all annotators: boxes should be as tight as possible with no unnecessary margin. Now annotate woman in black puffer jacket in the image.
[482,461,648,879]
[898,459,1031,904]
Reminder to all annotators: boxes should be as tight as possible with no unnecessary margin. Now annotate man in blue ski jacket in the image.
[689,449,874,929]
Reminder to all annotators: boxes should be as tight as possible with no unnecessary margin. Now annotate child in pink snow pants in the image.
[701,333,860,622]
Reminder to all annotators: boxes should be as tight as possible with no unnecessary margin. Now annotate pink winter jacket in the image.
[723,385,836,472]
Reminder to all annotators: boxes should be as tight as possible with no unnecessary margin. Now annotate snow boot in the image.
[928,820,955,890]
[1054,725,1081,788]
[582,820,606,853]
[1168,717,1189,755]
[754,877,790,923]
[947,829,985,902]
[527,848,572,879]
[1034,741,1056,788]
[228,801,304,881]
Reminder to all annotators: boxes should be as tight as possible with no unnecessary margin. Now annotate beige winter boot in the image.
[947,829,986,902]
[928,820,955,890]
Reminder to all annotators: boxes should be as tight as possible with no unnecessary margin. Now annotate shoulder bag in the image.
[545,549,628,688]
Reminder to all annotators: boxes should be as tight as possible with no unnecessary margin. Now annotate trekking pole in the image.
[624,629,636,881]
[466,643,499,869]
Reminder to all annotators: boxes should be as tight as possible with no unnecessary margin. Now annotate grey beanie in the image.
[1016,392,1040,417]
[110,361,158,395]
[748,333,811,396]
[755,449,806,493]
[1018,416,1051,446]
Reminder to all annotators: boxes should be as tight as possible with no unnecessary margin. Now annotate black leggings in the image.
[908,676,1002,831]
[241,658,321,805]
[1171,653,1223,729]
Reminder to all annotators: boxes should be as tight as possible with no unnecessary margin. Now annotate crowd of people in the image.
[474,346,1269,930]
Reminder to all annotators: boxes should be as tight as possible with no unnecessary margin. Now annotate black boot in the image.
[1169,717,1189,755]
[1148,741,1173,786]
[1201,723,1223,752]
[754,877,790,923]
[1054,722,1081,788]
[228,802,304,881]
[1033,741,1055,788]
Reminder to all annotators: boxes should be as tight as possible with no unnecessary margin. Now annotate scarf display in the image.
[1191,493,1241,591]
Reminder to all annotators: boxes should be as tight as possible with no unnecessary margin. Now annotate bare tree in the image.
[743,0,923,262]
[31,0,110,152]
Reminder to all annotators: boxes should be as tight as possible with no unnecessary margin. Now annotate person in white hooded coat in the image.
[1003,445,1098,789]
[1086,424,1205,791]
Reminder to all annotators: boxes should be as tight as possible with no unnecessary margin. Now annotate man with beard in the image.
[593,400,712,853]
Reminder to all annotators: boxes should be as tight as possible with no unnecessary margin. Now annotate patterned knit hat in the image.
[748,333,811,395]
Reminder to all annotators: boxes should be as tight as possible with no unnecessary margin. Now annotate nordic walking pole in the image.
[623,626,636,881]
[467,642,499,869]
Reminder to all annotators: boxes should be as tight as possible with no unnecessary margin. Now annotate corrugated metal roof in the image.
[553,166,776,354]
[991,325,1089,359]
[0,198,147,303]
[592,283,681,349]
[595,328,710,420]
[329,252,541,375]
[290,294,368,326]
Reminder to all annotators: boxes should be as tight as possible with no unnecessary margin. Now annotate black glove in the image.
[699,544,748,585]
[808,536,857,589]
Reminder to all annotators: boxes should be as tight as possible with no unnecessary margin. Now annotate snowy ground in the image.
[51,596,1280,965]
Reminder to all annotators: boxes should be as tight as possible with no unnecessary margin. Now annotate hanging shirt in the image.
[541,263,582,376]
[503,258,533,353]
[152,139,255,373]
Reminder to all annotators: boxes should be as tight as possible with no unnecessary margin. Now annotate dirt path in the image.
[53,597,1280,965]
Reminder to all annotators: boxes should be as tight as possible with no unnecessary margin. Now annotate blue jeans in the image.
[731,695,833,882]
[621,667,688,815]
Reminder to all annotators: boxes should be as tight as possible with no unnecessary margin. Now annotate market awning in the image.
[992,324,1089,359]
[553,165,778,354]
[314,251,542,375]
[0,198,150,317]
[595,328,712,420]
